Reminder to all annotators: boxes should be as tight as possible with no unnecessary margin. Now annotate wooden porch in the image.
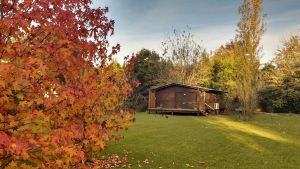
[148,107,206,115]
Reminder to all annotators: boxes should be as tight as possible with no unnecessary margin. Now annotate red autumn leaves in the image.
[0,0,134,168]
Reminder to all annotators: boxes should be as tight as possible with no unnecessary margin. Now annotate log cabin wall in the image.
[148,83,225,114]
[204,92,225,111]
[155,86,200,110]
[155,86,175,108]
[148,90,156,109]
[216,93,225,109]
[205,92,216,108]
[199,91,206,111]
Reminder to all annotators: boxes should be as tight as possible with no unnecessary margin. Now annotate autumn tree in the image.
[259,35,300,113]
[234,0,265,119]
[273,35,300,84]
[0,0,133,168]
[162,27,204,85]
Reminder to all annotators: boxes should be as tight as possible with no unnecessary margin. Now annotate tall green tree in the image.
[129,49,165,111]
[210,42,237,111]
[258,63,279,112]
[197,50,212,87]
[210,42,237,90]
[235,0,265,119]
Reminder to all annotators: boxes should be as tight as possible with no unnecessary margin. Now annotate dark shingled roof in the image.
[151,83,224,93]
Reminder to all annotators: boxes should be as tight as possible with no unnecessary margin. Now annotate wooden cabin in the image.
[148,83,225,115]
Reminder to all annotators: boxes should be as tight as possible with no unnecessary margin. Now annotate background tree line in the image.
[129,0,300,115]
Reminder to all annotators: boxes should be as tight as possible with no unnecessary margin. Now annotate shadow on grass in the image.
[203,116,300,149]
[100,113,300,168]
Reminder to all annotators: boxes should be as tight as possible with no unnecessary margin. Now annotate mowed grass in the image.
[99,113,300,169]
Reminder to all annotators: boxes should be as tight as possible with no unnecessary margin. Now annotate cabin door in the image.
[175,92,197,109]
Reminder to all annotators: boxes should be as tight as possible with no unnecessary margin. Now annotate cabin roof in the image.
[151,83,224,93]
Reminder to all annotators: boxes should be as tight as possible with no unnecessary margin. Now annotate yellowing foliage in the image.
[0,0,134,168]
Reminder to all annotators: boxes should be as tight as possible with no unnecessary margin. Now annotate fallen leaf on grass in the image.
[89,154,128,169]
[199,161,206,165]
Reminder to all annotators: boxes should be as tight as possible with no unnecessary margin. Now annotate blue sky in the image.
[93,0,300,63]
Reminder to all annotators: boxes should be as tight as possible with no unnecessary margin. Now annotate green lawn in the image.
[100,113,300,169]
